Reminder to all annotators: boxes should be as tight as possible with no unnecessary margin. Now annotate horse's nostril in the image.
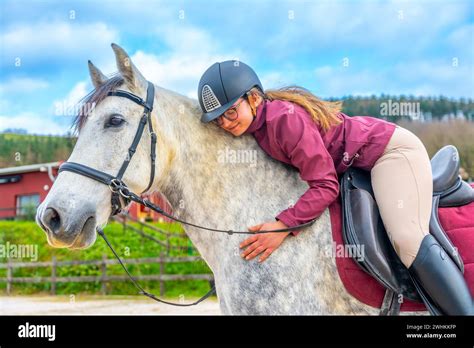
[42,207,62,234]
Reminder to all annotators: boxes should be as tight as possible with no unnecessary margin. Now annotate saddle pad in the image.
[328,183,474,312]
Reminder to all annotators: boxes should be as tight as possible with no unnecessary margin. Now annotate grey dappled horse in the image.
[36,44,398,315]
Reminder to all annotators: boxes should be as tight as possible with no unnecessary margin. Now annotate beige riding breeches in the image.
[370,125,433,268]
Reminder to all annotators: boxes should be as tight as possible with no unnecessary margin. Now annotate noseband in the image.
[58,80,316,306]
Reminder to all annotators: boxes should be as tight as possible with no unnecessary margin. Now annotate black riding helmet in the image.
[198,60,263,123]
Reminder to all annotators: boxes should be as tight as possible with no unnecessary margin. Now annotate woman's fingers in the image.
[240,235,258,248]
[258,248,273,263]
[240,239,260,258]
[245,245,266,260]
[239,222,288,262]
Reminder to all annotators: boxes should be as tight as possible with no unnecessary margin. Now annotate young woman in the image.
[197,60,473,315]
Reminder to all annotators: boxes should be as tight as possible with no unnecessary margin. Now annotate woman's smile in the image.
[227,123,239,131]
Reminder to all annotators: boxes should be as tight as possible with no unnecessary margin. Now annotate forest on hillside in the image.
[0,133,76,167]
[332,95,474,121]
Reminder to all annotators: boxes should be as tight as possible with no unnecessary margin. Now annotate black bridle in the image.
[60,82,157,216]
[58,80,316,306]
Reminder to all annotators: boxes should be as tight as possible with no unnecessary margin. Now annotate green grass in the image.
[0,221,214,298]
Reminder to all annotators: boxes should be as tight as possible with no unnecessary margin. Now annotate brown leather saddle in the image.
[340,145,474,315]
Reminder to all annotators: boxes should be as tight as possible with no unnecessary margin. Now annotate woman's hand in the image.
[239,220,291,263]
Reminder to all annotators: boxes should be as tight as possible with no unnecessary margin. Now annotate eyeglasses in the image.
[213,98,246,127]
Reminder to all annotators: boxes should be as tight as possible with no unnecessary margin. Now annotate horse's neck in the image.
[152,90,324,272]
[154,92,236,267]
[157,95,221,210]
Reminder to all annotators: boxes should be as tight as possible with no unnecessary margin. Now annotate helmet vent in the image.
[202,84,222,112]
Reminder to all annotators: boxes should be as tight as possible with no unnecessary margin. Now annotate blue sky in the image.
[0,0,473,135]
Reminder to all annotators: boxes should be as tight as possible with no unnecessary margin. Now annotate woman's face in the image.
[216,97,258,136]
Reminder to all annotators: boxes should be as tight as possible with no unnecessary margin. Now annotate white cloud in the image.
[130,50,223,99]
[0,98,11,110]
[260,72,290,89]
[51,81,89,118]
[154,26,244,88]
[312,59,474,98]
[313,65,381,97]
[155,26,220,55]
[62,81,89,106]
[392,60,473,97]
[0,77,49,95]
[82,25,244,100]
[0,112,68,135]
[1,21,119,66]
[265,0,471,58]
[124,26,246,99]
[445,23,474,53]
[0,81,90,136]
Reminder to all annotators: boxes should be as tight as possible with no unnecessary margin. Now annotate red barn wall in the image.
[0,167,173,222]
[0,170,58,218]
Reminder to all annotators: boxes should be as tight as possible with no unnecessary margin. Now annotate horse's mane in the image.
[72,75,124,134]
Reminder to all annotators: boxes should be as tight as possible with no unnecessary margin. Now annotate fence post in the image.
[6,259,12,295]
[101,254,107,295]
[51,255,57,295]
[187,239,192,256]
[159,252,165,297]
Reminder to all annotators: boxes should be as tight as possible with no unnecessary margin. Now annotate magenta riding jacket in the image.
[243,99,397,235]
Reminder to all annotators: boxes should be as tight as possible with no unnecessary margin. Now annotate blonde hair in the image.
[249,86,343,133]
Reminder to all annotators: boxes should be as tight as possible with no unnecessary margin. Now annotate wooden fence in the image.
[0,254,214,296]
[111,213,196,255]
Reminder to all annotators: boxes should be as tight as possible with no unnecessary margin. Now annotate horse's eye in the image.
[106,115,125,128]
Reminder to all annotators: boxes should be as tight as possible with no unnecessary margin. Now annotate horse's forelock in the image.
[72,75,125,134]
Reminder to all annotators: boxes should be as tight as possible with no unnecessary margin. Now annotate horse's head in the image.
[36,44,176,249]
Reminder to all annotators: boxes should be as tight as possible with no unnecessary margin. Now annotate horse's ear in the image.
[111,43,147,92]
[88,60,108,89]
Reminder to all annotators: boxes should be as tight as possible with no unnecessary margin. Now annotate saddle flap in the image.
[347,189,398,287]
[341,168,421,302]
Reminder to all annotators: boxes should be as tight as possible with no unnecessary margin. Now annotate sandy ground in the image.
[0,295,221,315]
